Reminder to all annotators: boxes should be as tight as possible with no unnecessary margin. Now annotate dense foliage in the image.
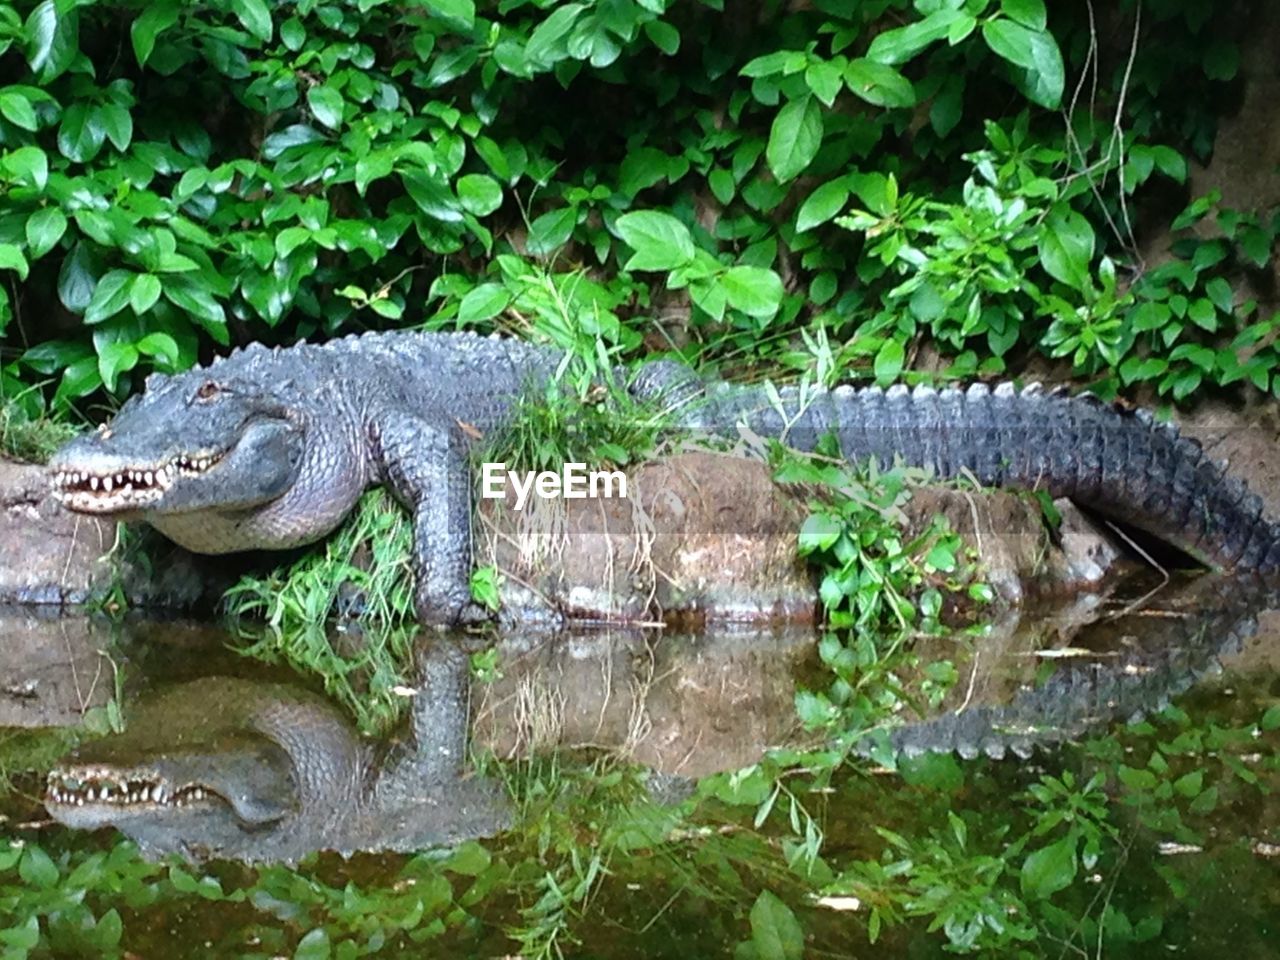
[0,0,1274,433]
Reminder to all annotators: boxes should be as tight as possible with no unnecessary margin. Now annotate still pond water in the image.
[0,574,1276,958]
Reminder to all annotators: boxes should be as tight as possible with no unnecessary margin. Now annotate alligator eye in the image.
[195,381,221,402]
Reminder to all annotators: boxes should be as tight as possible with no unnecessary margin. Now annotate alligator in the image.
[43,578,1277,861]
[47,330,1280,625]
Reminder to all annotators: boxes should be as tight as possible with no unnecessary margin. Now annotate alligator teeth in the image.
[90,477,100,491]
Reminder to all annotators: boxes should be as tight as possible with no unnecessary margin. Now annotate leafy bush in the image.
[0,0,1270,415]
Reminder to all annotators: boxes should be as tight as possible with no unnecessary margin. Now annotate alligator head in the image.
[45,677,368,861]
[45,362,323,557]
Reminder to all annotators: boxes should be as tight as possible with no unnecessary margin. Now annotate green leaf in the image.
[1151,146,1187,183]
[0,90,38,131]
[58,102,107,164]
[1173,770,1204,798]
[130,273,163,315]
[805,60,844,107]
[98,103,133,152]
[982,19,1036,68]
[275,227,311,258]
[25,207,66,258]
[84,270,134,324]
[3,146,48,191]
[1205,276,1234,314]
[136,331,180,367]
[1203,39,1238,81]
[1020,834,1078,900]
[1262,704,1280,731]
[457,174,502,216]
[26,0,79,82]
[618,146,670,197]
[982,20,1064,108]
[57,242,95,311]
[749,890,804,960]
[1039,205,1095,289]
[263,124,325,160]
[1001,0,1047,29]
[131,1,179,66]
[615,211,695,271]
[526,206,577,255]
[55,356,103,402]
[0,244,30,281]
[866,9,965,65]
[525,4,584,68]
[643,20,679,56]
[796,180,849,231]
[766,95,823,183]
[163,275,226,328]
[280,17,305,51]
[18,846,58,889]
[457,283,512,323]
[425,0,476,29]
[98,340,139,393]
[469,565,502,610]
[708,168,735,205]
[844,59,916,108]
[402,171,462,222]
[0,915,39,951]
[231,0,272,42]
[721,265,783,319]
[930,76,964,136]
[307,86,344,129]
[294,927,331,960]
[874,339,905,382]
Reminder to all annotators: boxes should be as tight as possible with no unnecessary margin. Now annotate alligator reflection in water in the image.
[879,575,1275,759]
[42,625,816,862]
[38,575,1280,862]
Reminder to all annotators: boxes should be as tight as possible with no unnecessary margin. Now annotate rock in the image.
[478,451,1125,624]
[478,451,816,625]
[0,457,116,605]
[0,456,235,610]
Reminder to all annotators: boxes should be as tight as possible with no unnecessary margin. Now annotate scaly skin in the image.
[47,331,1280,624]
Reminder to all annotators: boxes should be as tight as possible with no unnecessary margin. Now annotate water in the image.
[0,575,1276,957]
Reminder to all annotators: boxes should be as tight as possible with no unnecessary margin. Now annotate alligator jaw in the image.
[45,766,220,813]
[50,452,224,515]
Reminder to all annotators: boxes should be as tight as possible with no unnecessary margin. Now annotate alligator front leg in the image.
[375,413,483,627]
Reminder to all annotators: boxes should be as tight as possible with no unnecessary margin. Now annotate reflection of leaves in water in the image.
[1019,833,1078,900]
[749,890,804,960]
[232,622,418,736]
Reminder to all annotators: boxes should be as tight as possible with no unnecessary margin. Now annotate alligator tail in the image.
[695,381,1279,575]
